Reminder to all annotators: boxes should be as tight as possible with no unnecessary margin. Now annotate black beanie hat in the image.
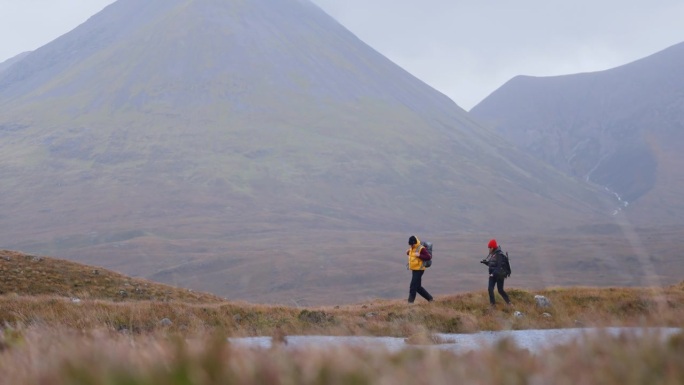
[408,235,418,245]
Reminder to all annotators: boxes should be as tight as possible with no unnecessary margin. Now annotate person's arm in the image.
[485,253,496,276]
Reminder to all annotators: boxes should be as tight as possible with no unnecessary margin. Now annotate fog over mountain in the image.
[0,0,619,303]
[471,41,684,225]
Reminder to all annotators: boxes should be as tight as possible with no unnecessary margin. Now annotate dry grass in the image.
[1,250,684,337]
[0,250,223,303]
[1,285,680,340]
[1,249,684,384]
[0,326,682,385]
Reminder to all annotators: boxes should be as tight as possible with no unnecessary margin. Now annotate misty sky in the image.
[1,0,683,110]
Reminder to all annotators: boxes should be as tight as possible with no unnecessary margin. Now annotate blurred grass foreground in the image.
[0,327,682,385]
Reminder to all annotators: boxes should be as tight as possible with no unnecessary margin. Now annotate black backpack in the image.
[421,241,433,268]
[501,252,512,277]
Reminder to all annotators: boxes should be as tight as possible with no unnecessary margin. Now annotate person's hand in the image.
[489,274,493,277]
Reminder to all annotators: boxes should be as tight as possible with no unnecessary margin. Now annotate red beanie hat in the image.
[488,239,498,248]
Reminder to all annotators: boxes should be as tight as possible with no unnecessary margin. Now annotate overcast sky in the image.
[1,1,683,110]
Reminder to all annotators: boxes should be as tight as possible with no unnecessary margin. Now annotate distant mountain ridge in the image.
[0,52,31,74]
[0,0,615,303]
[470,41,684,224]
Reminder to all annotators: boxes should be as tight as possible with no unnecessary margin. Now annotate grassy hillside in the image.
[2,250,683,336]
[0,250,223,303]
[1,249,683,384]
[37,226,679,306]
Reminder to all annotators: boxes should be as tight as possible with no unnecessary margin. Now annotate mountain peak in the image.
[0,0,454,116]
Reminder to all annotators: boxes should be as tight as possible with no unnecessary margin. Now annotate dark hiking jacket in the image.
[485,247,509,278]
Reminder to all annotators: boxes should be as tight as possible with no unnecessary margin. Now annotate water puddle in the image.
[229,327,682,353]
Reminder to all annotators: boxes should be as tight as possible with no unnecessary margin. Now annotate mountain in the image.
[0,0,615,304]
[0,52,31,74]
[470,42,684,225]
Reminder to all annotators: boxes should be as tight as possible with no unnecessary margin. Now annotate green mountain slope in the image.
[0,0,616,303]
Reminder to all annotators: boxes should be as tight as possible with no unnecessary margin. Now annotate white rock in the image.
[534,295,551,307]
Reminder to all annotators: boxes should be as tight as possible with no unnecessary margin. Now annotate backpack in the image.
[420,241,433,268]
[501,252,512,277]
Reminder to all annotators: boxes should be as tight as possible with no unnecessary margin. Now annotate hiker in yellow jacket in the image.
[406,235,433,303]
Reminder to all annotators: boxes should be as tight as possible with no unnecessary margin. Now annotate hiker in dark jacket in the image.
[481,238,511,306]
[406,235,433,303]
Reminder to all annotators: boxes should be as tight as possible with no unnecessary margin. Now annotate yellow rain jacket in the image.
[407,238,427,271]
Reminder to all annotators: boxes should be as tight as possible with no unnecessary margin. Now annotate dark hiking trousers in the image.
[409,270,433,303]
[488,275,510,305]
